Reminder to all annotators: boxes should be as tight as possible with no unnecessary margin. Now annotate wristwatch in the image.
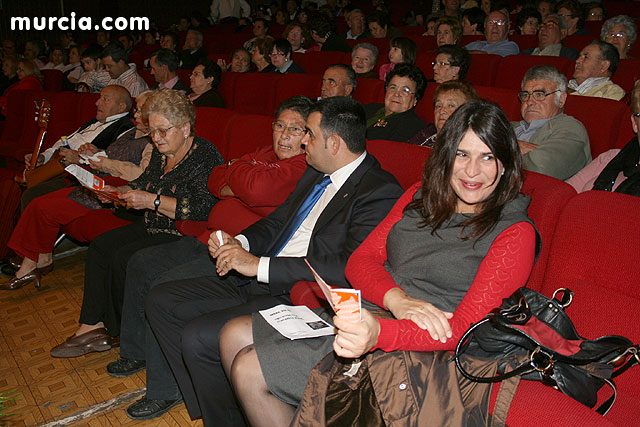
[154,193,161,212]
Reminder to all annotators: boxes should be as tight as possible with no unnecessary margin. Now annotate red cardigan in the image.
[345,182,537,352]
[176,145,308,241]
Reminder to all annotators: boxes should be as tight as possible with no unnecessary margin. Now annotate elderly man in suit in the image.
[122,96,403,422]
[514,65,591,180]
[21,84,134,208]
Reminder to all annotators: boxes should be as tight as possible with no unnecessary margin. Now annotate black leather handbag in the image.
[454,287,639,415]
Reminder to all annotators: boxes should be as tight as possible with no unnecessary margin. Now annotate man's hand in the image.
[217,58,230,71]
[59,148,81,165]
[212,235,259,277]
[518,140,537,155]
[24,153,44,169]
[78,143,99,155]
[219,185,235,197]
[208,230,241,255]
[383,288,453,343]
[118,190,153,210]
[333,309,381,358]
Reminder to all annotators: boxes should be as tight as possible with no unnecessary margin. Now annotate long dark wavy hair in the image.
[406,100,523,240]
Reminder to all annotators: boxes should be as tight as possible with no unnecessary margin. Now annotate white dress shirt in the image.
[236,151,367,283]
[41,112,129,163]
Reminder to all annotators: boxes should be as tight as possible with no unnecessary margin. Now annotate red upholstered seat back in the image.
[612,59,640,94]
[466,54,502,87]
[41,69,64,92]
[538,191,640,421]
[564,95,628,157]
[353,77,385,105]
[562,35,597,53]
[366,140,431,190]
[520,171,576,290]
[292,51,347,74]
[475,85,521,121]
[194,107,239,159]
[273,74,321,108]
[226,114,274,159]
[218,71,240,109]
[138,69,155,89]
[0,90,41,160]
[76,93,100,126]
[230,73,279,115]
[494,55,573,90]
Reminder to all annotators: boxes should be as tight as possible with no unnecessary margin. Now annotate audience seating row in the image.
[0,81,638,425]
[210,72,634,158]
[203,51,640,95]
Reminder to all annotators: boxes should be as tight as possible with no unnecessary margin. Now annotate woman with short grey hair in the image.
[601,15,637,59]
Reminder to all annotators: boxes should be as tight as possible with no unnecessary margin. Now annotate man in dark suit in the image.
[180,30,208,70]
[123,96,403,421]
[149,49,189,92]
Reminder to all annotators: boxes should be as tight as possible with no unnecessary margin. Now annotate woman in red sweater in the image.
[215,100,539,426]
[0,59,43,113]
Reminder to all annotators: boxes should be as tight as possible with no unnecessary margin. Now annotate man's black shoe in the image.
[126,396,183,420]
[106,358,146,377]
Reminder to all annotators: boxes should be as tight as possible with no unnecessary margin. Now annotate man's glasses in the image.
[487,20,506,26]
[149,126,175,138]
[539,21,559,30]
[387,84,415,97]
[517,89,560,102]
[272,121,306,136]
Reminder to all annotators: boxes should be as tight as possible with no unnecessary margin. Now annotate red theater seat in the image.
[510,34,538,52]
[352,77,385,105]
[217,72,240,109]
[366,140,430,190]
[292,51,346,74]
[41,69,64,92]
[564,95,628,157]
[229,73,279,115]
[138,69,155,89]
[612,59,640,94]
[562,35,597,53]
[519,171,576,290]
[273,74,321,107]
[195,107,239,159]
[226,114,274,159]
[475,85,521,122]
[466,54,502,87]
[494,55,573,90]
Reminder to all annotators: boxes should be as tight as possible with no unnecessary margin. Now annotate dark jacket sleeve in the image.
[245,155,404,296]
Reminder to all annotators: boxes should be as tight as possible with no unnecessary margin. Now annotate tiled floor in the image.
[0,251,202,426]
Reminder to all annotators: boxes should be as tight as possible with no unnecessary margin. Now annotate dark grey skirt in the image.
[252,307,336,406]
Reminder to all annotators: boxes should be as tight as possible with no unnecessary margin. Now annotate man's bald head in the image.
[95,85,132,122]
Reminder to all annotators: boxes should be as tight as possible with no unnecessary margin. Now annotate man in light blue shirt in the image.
[466,10,519,57]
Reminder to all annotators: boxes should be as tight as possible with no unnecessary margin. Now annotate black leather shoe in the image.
[106,358,146,377]
[126,396,183,420]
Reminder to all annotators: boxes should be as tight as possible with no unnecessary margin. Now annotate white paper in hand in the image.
[65,164,104,190]
[259,304,335,340]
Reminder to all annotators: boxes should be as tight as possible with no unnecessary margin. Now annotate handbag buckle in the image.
[552,288,574,308]
[530,347,554,373]
[610,346,640,366]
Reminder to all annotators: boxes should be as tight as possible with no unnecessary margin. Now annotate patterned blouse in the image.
[128,135,224,235]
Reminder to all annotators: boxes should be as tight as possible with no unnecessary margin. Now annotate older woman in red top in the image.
[0,59,43,113]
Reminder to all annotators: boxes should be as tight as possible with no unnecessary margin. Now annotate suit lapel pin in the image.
[343,193,349,198]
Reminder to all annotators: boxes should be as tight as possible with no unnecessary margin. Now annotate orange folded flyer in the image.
[304,259,361,322]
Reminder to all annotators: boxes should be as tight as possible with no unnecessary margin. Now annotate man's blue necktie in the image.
[269,175,332,257]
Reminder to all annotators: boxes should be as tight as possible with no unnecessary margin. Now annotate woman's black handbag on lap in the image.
[454,287,640,415]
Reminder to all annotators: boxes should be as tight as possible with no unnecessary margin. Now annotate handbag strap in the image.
[455,318,540,383]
